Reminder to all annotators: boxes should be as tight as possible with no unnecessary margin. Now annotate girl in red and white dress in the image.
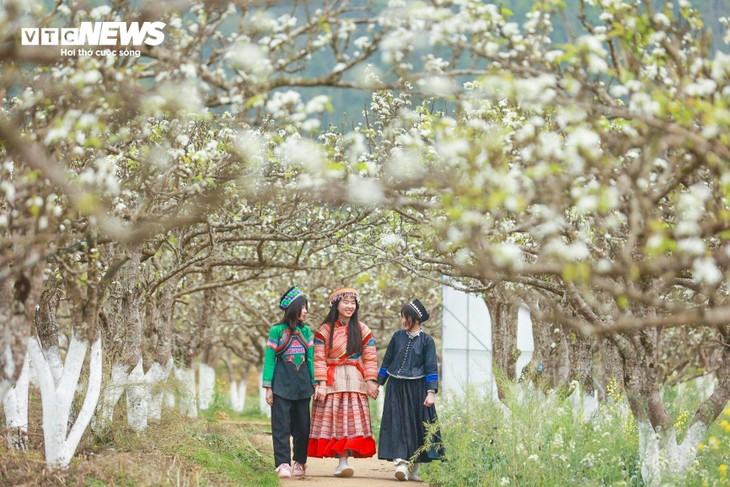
[308,287,379,477]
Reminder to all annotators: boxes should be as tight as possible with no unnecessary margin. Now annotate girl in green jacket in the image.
[262,286,316,479]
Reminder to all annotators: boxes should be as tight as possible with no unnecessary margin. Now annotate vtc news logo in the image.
[21,22,166,46]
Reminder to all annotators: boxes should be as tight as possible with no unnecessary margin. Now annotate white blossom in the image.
[628,92,661,117]
[515,74,557,104]
[225,43,273,79]
[354,36,371,50]
[179,64,197,78]
[89,5,112,19]
[446,225,464,245]
[305,95,330,114]
[693,257,723,286]
[176,134,190,147]
[684,79,717,97]
[652,13,670,28]
[711,51,730,82]
[544,238,589,261]
[646,234,665,252]
[677,238,705,256]
[347,177,385,206]
[491,242,523,268]
[418,76,459,96]
[343,132,367,165]
[301,119,320,132]
[675,221,700,238]
[266,90,304,120]
[380,233,405,248]
[565,126,601,173]
[678,183,711,221]
[385,147,426,182]
[575,194,598,214]
[1,180,16,202]
[609,84,628,98]
[596,259,612,273]
[276,136,326,172]
[454,247,474,267]
[555,106,588,128]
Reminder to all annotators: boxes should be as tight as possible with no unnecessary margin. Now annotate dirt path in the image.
[281,455,406,486]
[240,421,420,486]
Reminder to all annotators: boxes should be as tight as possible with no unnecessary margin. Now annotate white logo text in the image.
[21,22,166,46]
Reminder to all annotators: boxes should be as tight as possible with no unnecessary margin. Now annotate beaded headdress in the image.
[407,298,430,323]
[279,286,304,310]
[328,287,359,306]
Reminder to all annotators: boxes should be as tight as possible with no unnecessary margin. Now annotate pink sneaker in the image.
[292,461,307,478]
[276,463,292,479]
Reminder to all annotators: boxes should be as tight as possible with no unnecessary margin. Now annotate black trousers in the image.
[271,394,311,467]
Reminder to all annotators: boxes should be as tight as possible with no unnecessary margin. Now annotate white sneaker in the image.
[395,463,409,481]
[334,464,354,477]
[408,463,422,481]
[408,471,422,481]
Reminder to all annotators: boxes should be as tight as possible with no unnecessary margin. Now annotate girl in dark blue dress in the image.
[377,298,445,481]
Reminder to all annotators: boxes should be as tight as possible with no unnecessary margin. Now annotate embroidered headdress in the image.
[279,286,304,310]
[328,287,359,306]
[407,298,430,323]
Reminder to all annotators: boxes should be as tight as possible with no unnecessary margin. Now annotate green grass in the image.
[418,380,729,487]
[83,478,107,487]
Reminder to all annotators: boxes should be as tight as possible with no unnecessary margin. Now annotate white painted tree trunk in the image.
[229,379,247,413]
[3,348,30,450]
[147,359,173,422]
[25,347,58,387]
[175,365,197,418]
[0,382,9,404]
[95,363,129,430]
[259,381,271,418]
[44,345,64,385]
[567,383,599,421]
[0,344,16,402]
[638,421,661,487]
[638,419,708,487]
[198,363,216,410]
[164,389,176,408]
[126,359,149,431]
[29,335,103,469]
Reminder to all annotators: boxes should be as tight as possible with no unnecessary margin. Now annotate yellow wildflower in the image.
[719,464,727,476]
[721,420,730,433]
[674,411,689,430]
[698,443,705,451]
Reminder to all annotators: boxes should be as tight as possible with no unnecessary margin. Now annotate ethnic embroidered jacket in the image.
[262,323,316,400]
[313,320,378,394]
[377,330,439,393]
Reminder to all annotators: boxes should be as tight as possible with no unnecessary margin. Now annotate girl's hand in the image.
[424,391,435,407]
[367,380,379,399]
[265,388,273,406]
[314,382,327,402]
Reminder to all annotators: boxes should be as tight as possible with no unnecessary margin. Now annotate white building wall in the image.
[441,282,534,399]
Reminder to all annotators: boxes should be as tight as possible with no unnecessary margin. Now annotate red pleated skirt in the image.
[308,391,376,458]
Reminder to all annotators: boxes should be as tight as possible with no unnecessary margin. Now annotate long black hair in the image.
[282,295,308,331]
[323,299,362,356]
